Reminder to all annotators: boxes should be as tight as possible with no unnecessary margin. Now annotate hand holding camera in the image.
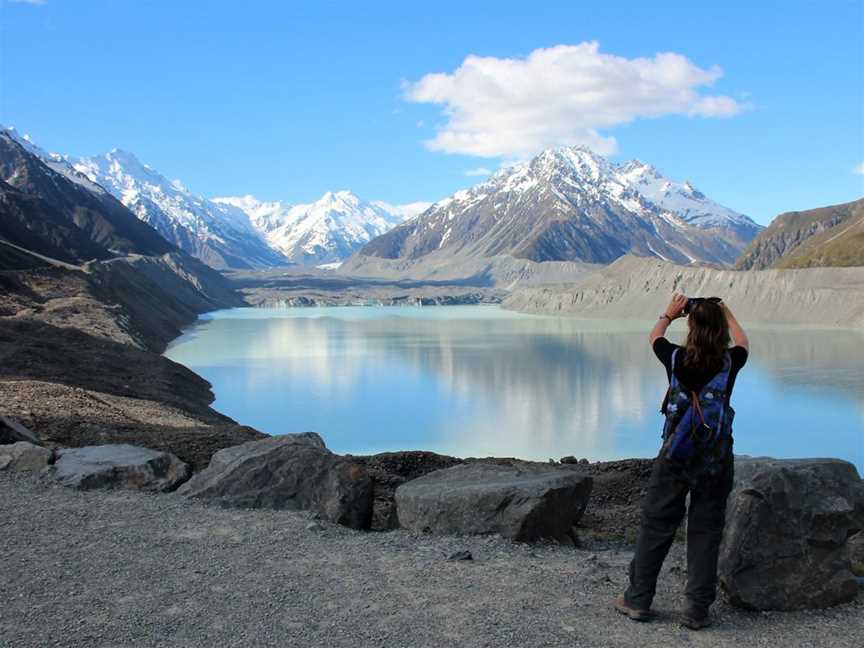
[663,293,723,321]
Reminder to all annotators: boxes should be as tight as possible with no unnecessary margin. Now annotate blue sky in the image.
[2,0,862,224]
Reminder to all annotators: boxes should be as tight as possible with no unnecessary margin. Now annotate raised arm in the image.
[649,293,688,345]
[723,303,750,351]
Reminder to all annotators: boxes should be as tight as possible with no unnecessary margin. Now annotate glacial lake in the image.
[164,306,864,473]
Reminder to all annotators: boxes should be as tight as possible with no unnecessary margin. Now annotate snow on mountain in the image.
[371,200,432,221]
[356,146,762,267]
[616,160,753,228]
[71,150,289,269]
[211,194,290,234]
[215,191,418,265]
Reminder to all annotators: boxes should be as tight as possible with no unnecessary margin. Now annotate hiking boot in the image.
[681,606,711,630]
[613,595,653,622]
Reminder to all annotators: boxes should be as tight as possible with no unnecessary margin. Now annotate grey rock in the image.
[178,434,373,530]
[720,457,864,610]
[394,462,593,542]
[54,444,190,492]
[0,441,52,471]
[0,416,41,446]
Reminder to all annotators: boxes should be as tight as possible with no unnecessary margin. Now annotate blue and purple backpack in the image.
[660,349,734,478]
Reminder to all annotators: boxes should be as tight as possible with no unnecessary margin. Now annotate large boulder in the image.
[394,462,593,542]
[0,416,41,446]
[178,434,373,530]
[54,444,190,492]
[0,441,52,471]
[846,531,864,577]
[720,457,864,610]
[350,451,465,531]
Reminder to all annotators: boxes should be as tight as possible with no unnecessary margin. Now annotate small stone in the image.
[448,550,473,561]
[305,521,324,532]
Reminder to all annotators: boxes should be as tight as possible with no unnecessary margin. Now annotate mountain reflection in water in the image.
[165,306,864,472]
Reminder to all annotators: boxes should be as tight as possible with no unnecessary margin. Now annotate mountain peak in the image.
[357,145,762,267]
[529,145,614,183]
[105,148,151,172]
[318,190,360,208]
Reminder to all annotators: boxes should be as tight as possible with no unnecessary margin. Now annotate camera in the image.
[683,296,722,315]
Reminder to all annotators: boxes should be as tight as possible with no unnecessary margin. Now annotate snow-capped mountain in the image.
[356,146,762,267]
[71,150,289,270]
[215,191,420,265]
[4,127,421,270]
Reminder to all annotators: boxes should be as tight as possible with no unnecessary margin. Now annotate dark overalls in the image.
[624,350,735,613]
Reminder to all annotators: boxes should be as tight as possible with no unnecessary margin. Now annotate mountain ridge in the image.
[3,126,428,270]
[735,198,864,270]
[351,146,762,272]
[0,131,176,265]
[503,254,864,329]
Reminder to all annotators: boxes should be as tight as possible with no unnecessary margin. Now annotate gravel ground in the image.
[2,472,862,648]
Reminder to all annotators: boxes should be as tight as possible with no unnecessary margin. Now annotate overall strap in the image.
[669,348,681,388]
[660,348,681,415]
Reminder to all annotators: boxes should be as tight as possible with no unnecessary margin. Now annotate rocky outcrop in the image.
[0,441,52,471]
[0,415,41,446]
[719,458,864,610]
[394,462,593,542]
[54,444,190,492]
[735,198,864,270]
[179,434,374,530]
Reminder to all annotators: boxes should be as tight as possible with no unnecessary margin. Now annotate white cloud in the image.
[464,167,492,177]
[854,162,864,175]
[405,42,742,158]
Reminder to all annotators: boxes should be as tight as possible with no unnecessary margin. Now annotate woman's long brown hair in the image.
[682,300,731,371]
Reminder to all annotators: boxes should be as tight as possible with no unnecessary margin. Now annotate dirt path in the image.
[2,472,861,648]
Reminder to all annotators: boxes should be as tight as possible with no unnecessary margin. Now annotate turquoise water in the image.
[165,306,864,473]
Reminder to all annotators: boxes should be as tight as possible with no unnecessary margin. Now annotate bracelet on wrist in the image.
[659,314,673,322]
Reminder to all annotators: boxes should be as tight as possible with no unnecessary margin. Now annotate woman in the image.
[615,292,749,630]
